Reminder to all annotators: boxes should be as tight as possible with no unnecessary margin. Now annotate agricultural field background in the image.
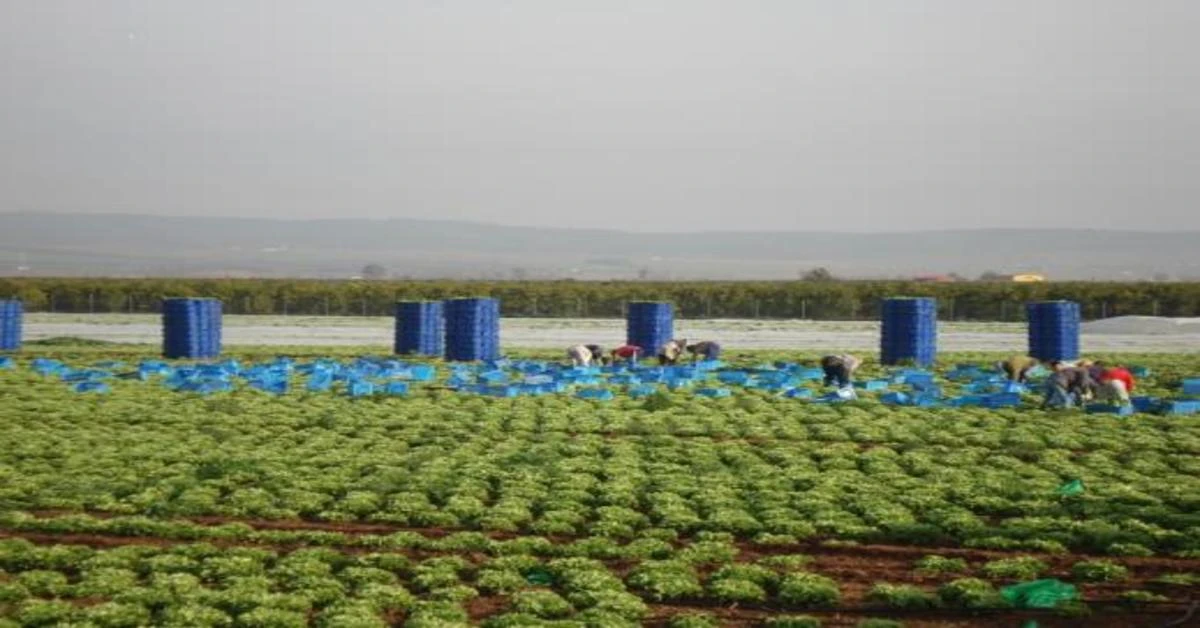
[1,342,1199,627]
[18,313,1200,353]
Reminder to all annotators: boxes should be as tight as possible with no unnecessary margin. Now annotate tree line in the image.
[0,278,1196,321]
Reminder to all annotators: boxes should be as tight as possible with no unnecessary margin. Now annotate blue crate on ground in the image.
[717,371,751,385]
[793,368,826,381]
[577,388,615,401]
[880,391,910,406]
[1086,403,1134,416]
[856,379,890,391]
[783,388,814,399]
[1163,400,1200,416]
[1131,396,1161,413]
[348,381,375,397]
[1181,378,1200,395]
[981,392,1022,408]
[74,381,111,394]
[695,387,731,398]
[384,382,410,396]
[1130,366,1151,378]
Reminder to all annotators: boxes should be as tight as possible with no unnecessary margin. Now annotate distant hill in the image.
[0,212,1195,280]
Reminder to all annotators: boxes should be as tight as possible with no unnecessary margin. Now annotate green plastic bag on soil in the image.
[1057,479,1085,497]
[523,567,553,586]
[1001,579,1078,609]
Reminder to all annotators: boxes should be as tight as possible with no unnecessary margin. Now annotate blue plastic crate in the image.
[576,388,615,401]
[783,387,814,399]
[1163,400,1200,416]
[628,384,660,398]
[1086,403,1134,416]
[1130,396,1161,413]
[980,392,1022,408]
[1181,378,1200,395]
[717,371,751,385]
[880,391,910,405]
[695,387,731,398]
[857,379,890,391]
[74,381,111,394]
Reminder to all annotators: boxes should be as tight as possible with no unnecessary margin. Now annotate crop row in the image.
[2,372,1200,557]
[3,536,1197,628]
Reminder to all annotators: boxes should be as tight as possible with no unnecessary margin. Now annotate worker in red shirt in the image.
[610,344,642,365]
[1095,363,1135,406]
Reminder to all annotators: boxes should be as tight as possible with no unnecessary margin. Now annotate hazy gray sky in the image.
[1,1,1197,232]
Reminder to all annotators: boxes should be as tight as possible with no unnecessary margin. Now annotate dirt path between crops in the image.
[21,314,1200,352]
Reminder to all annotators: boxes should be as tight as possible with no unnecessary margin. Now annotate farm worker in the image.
[686,340,722,362]
[995,355,1038,383]
[584,344,607,365]
[1041,364,1097,409]
[566,344,595,367]
[611,344,642,364]
[1095,364,1135,406]
[657,338,687,365]
[820,354,861,388]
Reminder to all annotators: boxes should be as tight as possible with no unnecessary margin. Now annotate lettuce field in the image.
[1,344,1199,627]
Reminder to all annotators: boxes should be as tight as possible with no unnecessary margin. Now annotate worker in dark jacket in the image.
[996,355,1039,383]
[686,340,722,362]
[820,354,862,388]
[1041,364,1097,409]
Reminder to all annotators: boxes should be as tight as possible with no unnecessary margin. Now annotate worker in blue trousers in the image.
[1041,362,1097,409]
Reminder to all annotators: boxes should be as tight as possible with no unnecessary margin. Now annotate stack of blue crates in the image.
[626,302,674,356]
[880,297,937,366]
[0,299,21,352]
[162,298,222,359]
[1027,301,1080,362]
[445,297,499,361]
[394,301,444,357]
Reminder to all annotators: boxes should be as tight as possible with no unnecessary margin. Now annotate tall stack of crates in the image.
[880,297,937,366]
[0,299,21,352]
[162,298,222,359]
[394,301,444,357]
[1027,300,1080,362]
[626,302,674,356]
[445,297,500,361]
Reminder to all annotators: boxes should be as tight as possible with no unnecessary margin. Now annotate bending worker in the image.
[1095,362,1135,406]
[610,344,642,365]
[657,338,687,365]
[686,340,722,362]
[820,354,862,388]
[566,344,605,367]
[996,355,1039,383]
[1042,362,1097,409]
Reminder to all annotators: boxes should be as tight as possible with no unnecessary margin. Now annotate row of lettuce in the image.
[1,534,1195,627]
